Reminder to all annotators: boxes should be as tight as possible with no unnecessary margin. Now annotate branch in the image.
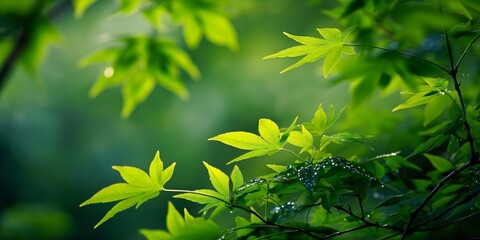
[334,205,402,232]
[417,211,480,232]
[401,161,472,239]
[412,188,480,230]
[323,224,370,239]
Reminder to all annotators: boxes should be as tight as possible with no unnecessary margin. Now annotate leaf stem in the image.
[343,43,450,73]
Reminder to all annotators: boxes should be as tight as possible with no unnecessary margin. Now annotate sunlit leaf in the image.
[112,166,153,188]
[209,132,270,150]
[230,166,244,191]
[264,27,356,77]
[258,118,280,145]
[80,151,175,228]
[203,162,230,197]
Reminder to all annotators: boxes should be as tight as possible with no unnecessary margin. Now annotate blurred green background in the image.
[0,1,410,239]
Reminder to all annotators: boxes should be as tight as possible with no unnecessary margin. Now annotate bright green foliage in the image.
[209,117,298,164]
[263,27,356,77]
[72,0,237,118]
[140,202,222,240]
[81,36,199,118]
[159,0,238,50]
[174,163,244,218]
[79,1,480,239]
[80,151,176,228]
[393,77,454,126]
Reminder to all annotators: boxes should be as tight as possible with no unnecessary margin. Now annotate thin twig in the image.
[413,188,480,230]
[323,225,369,239]
[416,211,480,232]
[401,162,472,239]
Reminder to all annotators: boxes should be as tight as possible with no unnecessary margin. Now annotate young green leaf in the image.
[203,162,230,197]
[230,165,244,191]
[141,202,222,239]
[210,118,294,163]
[258,118,281,145]
[209,132,270,150]
[112,166,153,188]
[80,151,175,228]
[264,28,356,77]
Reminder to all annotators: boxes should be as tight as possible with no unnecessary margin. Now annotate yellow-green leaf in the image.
[160,162,176,187]
[149,151,164,188]
[209,132,270,150]
[227,148,274,164]
[112,166,153,187]
[230,166,244,191]
[80,183,146,207]
[166,202,185,235]
[264,28,355,76]
[203,162,230,197]
[93,194,144,228]
[258,118,280,145]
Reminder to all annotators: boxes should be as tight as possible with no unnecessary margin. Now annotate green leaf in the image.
[149,151,163,187]
[166,202,185,235]
[83,36,199,118]
[112,166,153,188]
[160,163,176,187]
[287,126,313,153]
[423,94,448,126]
[408,135,449,158]
[227,148,274,164]
[393,92,436,112]
[81,151,175,228]
[364,161,386,179]
[73,0,97,17]
[203,162,230,197]
[258,118,280,145]
[94,194,144,228]
[375,192,415,209]
[424,153,454,172]
[209,132,270,150]
[264,28,356,77]
[121,76,155,118]
[230,166,244,191]
[199,10,238,50]
[80,183,148,207]
[140,229,171,240]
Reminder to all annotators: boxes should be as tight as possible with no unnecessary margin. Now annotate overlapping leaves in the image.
[80,151,176,228]
[80,36,199,118]
[140,202,222,240]
[174,162,244,218]
[393,77,454,126]
[264,27,356,77]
